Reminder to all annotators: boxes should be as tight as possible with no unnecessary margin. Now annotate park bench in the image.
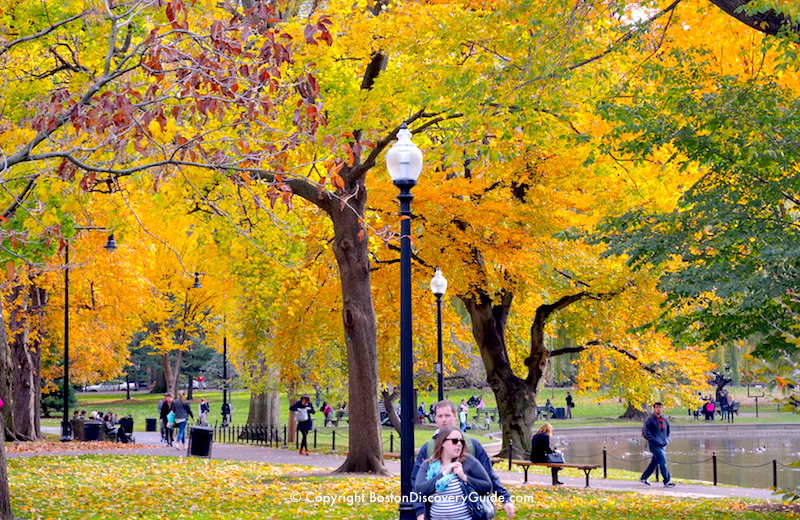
[536,406,551,420]
[474,407,498,422]
[492,458,600,488]
[332,412,349,427]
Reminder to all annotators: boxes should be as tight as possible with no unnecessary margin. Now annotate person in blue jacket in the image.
[411,400,516,519]
[640,402,675,487]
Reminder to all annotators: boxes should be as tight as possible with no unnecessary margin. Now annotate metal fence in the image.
[212,424,349,451]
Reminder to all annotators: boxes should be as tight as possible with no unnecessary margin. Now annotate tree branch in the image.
[550,340,660,376]
[516,0,684,89]
[708,0,800,35]
[0,10,89,57]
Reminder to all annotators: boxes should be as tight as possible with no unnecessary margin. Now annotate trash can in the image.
[553,407,566,420]
[145,417,157,432]
[70,419,85,441]
[120,417,134,434]
[187,425,213,457]
[83,421,101,441]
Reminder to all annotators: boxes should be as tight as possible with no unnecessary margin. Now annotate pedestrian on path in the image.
[640,402,675,488]
[322,401,333,427]
[198,398,210,425]
[565,392,574,419]
[173,392,194,449]
[159,393,175,447]
[290,395,315,456]
[411,400,515,519]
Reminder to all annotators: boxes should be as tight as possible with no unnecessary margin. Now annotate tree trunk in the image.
[328,179,386,474]
[0,297,14,520]
[287,389,297,443]
[619,403,648,420]
[6,284,44,441]
[162,351,182,396]
[381,387,401,434]
[461,290,536,459]
[246,391,280,428]
[0,297,15,441]
[0,410,11,520]
[186,374,193,400]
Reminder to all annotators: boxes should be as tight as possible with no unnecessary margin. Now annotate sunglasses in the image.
[445,437,465,446]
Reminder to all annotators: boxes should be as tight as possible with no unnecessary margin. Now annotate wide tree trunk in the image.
[462,290,536,459]
[329,179,386,474]
[619,403,648,420]
[246,391,280,428]
[6,284,45,441]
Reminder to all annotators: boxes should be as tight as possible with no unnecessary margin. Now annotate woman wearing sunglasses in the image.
[414,426,492,520]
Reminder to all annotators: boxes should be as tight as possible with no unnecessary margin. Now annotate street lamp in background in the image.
[61,229,117,441]
[385,122,423,520]
[429,268,448,402]
[221,322,230,427]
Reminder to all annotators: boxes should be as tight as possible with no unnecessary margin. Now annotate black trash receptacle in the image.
[120,417,134,434]
[145,418,157,432]
[188,425,213,457]
[553,407,566,419]
[83,421,101,441]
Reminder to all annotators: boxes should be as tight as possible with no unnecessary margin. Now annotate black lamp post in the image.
[222,331,229,426]
[429,268,448,402]
[386,122,423,520]
[61,230,117,441]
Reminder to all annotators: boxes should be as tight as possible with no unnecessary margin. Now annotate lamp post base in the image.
[399,500,417,520]
[60,420,72,442]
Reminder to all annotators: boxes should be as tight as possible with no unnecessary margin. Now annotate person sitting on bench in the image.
[102,413,118,441]
[530,422,563,485]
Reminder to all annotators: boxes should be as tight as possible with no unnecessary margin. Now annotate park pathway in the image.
[18,427,781,501]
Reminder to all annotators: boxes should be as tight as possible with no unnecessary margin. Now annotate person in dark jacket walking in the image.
[565,392,575,419]
[530,423,563,485]
[640,402,675,487]
[290,395,315,455]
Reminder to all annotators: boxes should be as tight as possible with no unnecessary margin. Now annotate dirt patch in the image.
[746,503,800,514]
[5,441,148,454]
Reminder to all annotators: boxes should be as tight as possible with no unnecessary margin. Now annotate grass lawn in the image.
[7,455,793,519]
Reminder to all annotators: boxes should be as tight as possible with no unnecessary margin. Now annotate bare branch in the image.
[0,10,90,57]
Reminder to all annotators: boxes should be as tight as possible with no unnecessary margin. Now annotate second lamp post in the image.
[429,268,447,402]
[386,122,423,520]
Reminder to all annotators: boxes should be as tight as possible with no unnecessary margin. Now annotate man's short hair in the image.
[434,400,457,415]
[164,393,172,398]
[653,402,663,407]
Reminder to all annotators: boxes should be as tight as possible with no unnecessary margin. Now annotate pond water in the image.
[555,431,800,490]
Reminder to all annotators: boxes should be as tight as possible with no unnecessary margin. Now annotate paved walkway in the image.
[25,428,778,500]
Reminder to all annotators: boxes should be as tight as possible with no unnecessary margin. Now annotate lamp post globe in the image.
[386,122,422,520]
[386,123,423,187]
[429,268,447,402]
